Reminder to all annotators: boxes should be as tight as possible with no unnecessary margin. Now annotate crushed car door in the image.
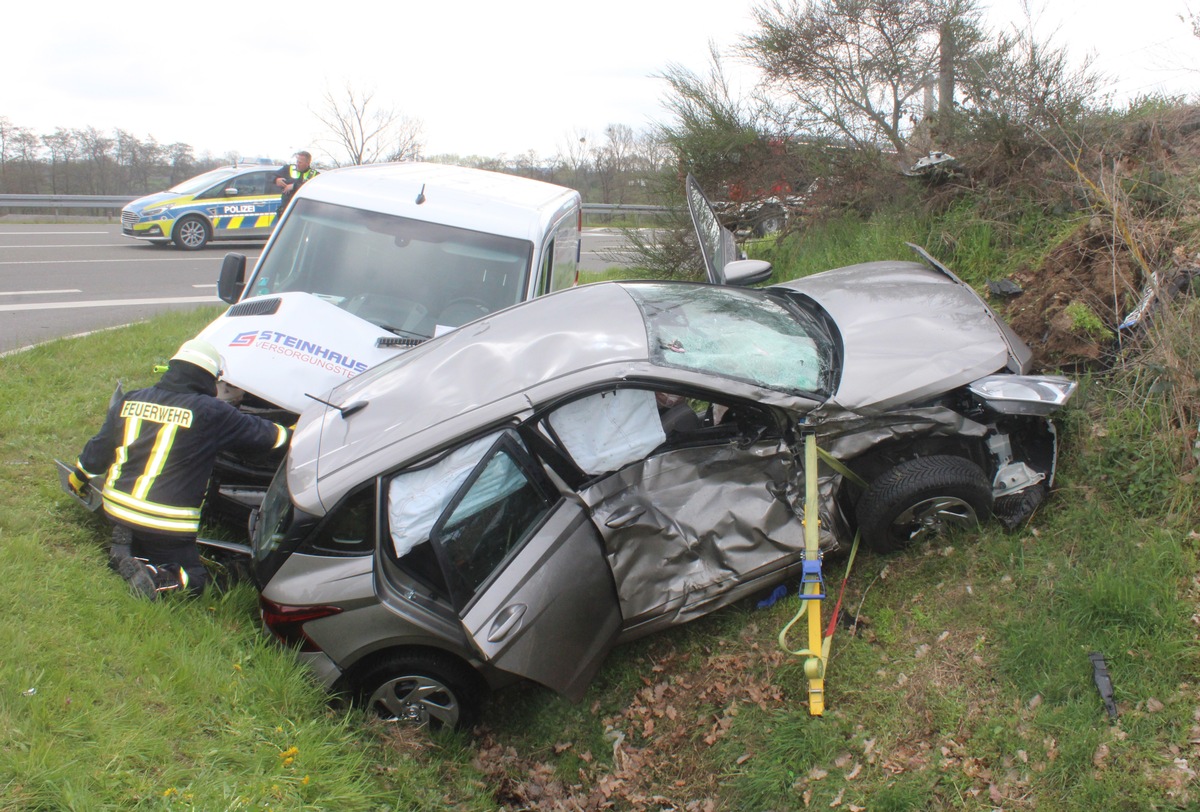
[390,429,621,702]
[542,387,805,627]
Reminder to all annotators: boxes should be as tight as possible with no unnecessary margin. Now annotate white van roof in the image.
[293,161,580,242]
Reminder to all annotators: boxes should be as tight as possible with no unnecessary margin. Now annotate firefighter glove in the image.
[68,468,89,496]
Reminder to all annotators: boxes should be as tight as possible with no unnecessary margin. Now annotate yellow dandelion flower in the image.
[232,663,242,671]
[279,746,299,760]
[163,787,176,797]
[283,757,294,766]
[301,775,310,786]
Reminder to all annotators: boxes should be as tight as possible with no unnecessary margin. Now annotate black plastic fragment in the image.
[1089,651,1118,721]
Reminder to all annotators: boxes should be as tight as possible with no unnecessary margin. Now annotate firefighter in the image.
[67,339,290,598]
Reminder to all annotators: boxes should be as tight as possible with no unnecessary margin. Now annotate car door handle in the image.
[487,603,528,643]
[604,505,646,528]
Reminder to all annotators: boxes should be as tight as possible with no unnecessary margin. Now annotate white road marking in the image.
[0,289,82,296]
[0,295,218,312]
[0,323,131,358]
[0,231,111,235]
[0,244,128,248]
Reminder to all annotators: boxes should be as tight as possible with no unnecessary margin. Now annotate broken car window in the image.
[433,444,553,600]
[624,284,835,397]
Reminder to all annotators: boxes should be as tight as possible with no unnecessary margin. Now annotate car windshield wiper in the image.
[380,324,429,341]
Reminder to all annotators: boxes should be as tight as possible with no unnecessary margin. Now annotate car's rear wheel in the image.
[357,651,480,732]
[856,455,992,553]
[173,215,211,250]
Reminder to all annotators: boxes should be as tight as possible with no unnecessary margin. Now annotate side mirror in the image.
[724,258,773,287]
[218,253,247,303]
[224,186,239,196]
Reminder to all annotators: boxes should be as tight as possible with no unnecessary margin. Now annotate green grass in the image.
[3,204,1199,809]
[750,196,1081,289]
[0,309,492,810]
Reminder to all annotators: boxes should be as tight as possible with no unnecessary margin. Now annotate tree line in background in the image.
[0,105,677,207]
[0,119,240,197]
[3,0,1195,212]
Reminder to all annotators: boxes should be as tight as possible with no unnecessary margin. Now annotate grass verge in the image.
[3,223,1197,809]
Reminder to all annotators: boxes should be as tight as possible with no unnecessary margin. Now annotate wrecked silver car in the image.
[250,179,1074,730]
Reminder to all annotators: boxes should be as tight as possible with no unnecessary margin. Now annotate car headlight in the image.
[968,375,1077,415]
[142,206,169,218]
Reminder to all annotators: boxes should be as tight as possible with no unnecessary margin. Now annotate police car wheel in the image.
[173,216,211,251]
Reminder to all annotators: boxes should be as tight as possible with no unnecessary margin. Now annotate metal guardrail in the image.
[0,194,667,215]
[0,194,137,209]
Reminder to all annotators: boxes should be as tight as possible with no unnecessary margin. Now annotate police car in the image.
[121,161,284,250]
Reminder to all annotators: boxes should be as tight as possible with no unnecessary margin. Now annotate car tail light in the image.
[259,596,342,652]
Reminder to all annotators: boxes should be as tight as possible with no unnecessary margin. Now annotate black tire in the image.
[753,205,786,237]
[356,651,481,732]
[172,215,211,250]
[856,455,992,553]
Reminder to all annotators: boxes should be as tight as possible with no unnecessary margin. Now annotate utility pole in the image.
[938,21,956,145]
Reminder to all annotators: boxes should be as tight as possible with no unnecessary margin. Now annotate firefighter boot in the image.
[117,558,187,600]
[108,525,134,572]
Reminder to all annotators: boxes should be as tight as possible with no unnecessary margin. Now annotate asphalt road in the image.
[0,224,633,355]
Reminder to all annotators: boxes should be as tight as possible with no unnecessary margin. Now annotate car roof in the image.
[289,281,651,510]
[293,161,580,242]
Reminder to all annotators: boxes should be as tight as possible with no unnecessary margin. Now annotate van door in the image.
[533,212,581,297]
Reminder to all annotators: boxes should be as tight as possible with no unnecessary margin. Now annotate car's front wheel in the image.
[856,455,992,553]
[356,651,481,732]
[172,215,211,250]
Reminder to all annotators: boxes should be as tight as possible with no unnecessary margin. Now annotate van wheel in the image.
[173,215,211,250]
[856,455,992,553]
[357,652,481,732]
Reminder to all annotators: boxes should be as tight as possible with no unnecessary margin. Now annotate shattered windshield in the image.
[625,283,837,398]
[249,199,534,338]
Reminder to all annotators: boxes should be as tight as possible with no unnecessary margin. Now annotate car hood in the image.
[775,261,1026,413]
[194,292,404,414]
[124,190,184,212]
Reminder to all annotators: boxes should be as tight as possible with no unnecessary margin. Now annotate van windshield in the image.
[249,198,535,339]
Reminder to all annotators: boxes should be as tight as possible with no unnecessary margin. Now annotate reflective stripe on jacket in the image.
[78,386,288,537]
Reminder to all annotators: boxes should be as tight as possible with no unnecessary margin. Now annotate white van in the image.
[193,162,582,514]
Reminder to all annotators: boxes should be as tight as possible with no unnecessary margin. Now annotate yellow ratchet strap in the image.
[777,436,868,716]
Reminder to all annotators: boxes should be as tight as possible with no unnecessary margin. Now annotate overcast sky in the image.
[4,0,1197,166]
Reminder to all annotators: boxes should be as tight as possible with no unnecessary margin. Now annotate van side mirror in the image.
[218,253,247,303]
[724,258,773,287]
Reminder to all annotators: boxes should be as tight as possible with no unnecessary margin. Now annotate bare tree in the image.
[741,0,985,166]
[76,126,115,195]
[957,7,1102,132]
[313,84,424,167]
[595,124,639,203]
[42,128,79,194]
[555,127,594,190]
[166,142,196,185]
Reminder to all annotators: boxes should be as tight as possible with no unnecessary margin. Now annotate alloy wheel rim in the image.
[893,496,979,543]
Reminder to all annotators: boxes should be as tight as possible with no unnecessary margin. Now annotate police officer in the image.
[68,339,290,598]
[274,150,318,220]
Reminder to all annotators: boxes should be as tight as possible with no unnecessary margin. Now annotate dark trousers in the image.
[110,524,209,593]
